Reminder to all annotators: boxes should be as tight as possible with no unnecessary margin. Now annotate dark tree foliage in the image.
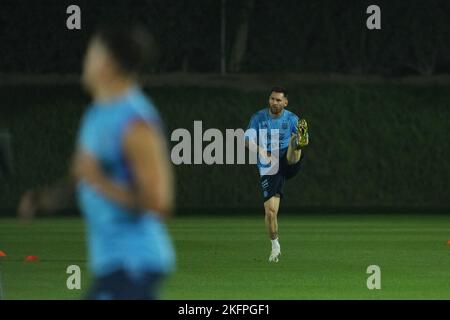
[0,0,449,75]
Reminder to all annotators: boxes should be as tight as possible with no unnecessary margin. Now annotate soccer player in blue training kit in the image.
[245,87,309,263]
[18,25,175,299]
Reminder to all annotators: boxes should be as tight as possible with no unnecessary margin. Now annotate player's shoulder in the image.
[125,87,161,120]
[125,87,152,110]
[251,108,268,121]
[80,104,99,127]
[122,87,165,133]
[284,108,300,121]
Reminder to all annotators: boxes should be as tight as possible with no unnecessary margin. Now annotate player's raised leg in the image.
[286,133,302,165]
[264,195,281,262]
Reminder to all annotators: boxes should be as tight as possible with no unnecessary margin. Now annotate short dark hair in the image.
[270,86,288,98]
[94,24,156,75]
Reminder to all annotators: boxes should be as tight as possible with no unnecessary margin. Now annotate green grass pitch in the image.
[1,214,450,299]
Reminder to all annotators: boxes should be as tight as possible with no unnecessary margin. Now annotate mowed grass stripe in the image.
[1,214,450,299]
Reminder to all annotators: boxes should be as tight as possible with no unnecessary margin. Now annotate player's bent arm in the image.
[123,121,174,219]
[71,150,137,209]
[245,138,271,163]
[245,139,258,152]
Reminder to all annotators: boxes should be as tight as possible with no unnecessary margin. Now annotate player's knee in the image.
[287,151,301,165]
[286,157,296,165]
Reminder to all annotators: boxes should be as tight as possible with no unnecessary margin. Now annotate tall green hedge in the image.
[0,83,448,214]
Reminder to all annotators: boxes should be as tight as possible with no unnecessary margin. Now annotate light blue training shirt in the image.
[76,86,175,277]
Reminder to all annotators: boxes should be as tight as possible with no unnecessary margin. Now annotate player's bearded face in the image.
[269,92,287,115]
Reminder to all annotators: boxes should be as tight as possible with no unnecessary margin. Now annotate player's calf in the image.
[264,206,278,240]
[264,196,281,262]
[286,134,302,165]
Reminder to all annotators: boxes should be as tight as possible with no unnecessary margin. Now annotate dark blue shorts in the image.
[86,269,165,300]
[260,152,304,202]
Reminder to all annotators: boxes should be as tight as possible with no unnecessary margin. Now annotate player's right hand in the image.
[258,148,272,165]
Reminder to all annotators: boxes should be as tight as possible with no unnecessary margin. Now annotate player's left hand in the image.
[72,151,105,188]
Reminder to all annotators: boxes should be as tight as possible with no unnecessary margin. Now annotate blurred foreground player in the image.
[245,87,309,262]
[18,25,175,299]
